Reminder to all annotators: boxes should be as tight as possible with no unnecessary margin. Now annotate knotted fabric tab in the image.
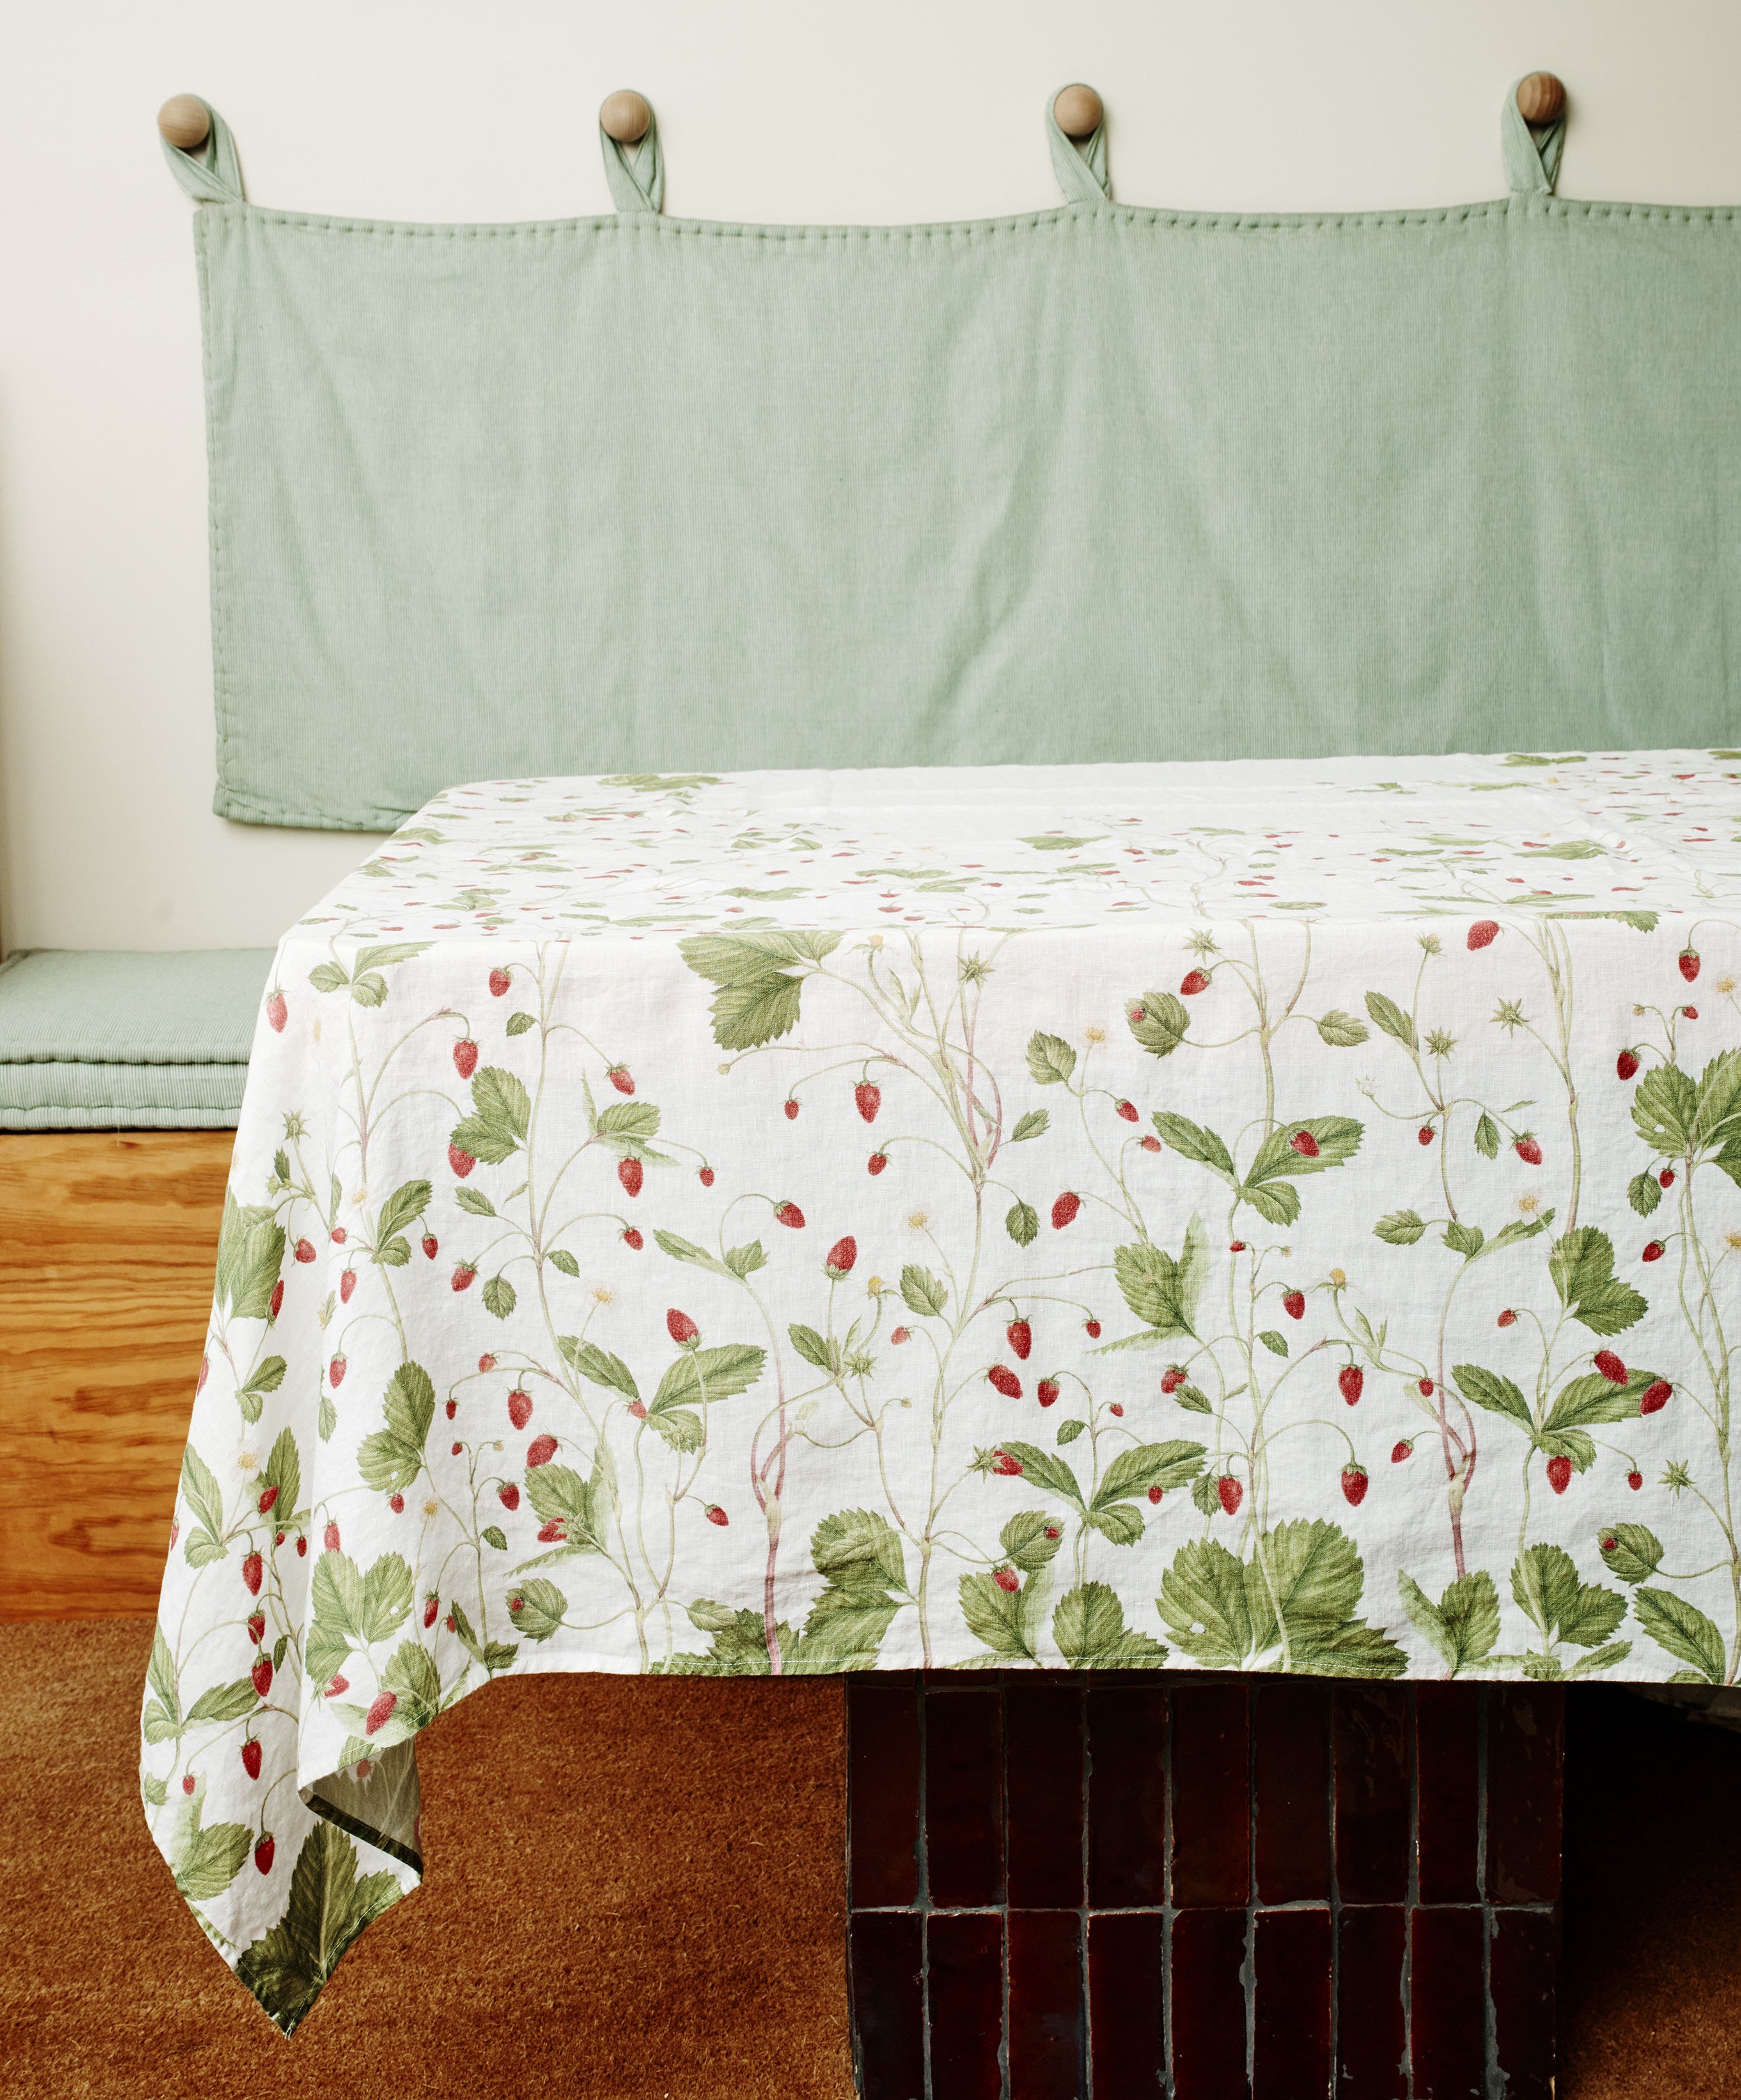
[159,102,245,205]
[1502,82,1564,196]
[1046,90,1110,205]
[600,107,664,215]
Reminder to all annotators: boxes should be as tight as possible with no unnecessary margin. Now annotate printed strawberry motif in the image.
[994,1568,1020,1594]
[294,1238,316,1264]
[1391,1440,1414,1463]
[705,1504,728,1526]
[296,1536,306,1556]
[1052,1192,1081,1229]
[891,1326,910,1344]
[1228,1241,1245,1254]
[1467,920,1499,951]
[1007,1318,1033,1361]
[448,1142,476,1178]
[265,990,288,1033]
[1497,1308,1516,1328]
[990,1449,1023,1477]
[1180,970,1210,996]
[1418,1377,1435,1398]
[623,1227,643,1250]
[364,1691,398,1736]
[507,1387,533,1429]
[1643,1240,1664,1263]
[1116,1099,1139,1122]
[667,1309,699,1348]
[488,967,511,998]
[783,1098,800,1121]
[1616,1048,1640,1080]
[1084,1319,1102,1339]
[247,1612,265,1644]
[526,1433,558,1468]
[452,1261,477,1291]
[868,1152,889,1175]
[1341,1463,1369,1507]
[1627,1470,1644,1491]
[1146,1485,1164,1505]
[422,1233,439,1260]
[254,1836,275,1875]
[196,1355,209,1397]
[330,1226,347,1245]
[323,1520,341,1552]
[987,1365,1023,1399]
[618,1157,643,1199]
[607,1064,635,1095]
[182,1774,196,1796]
[826,1236,858,1279]
[698,1166,715,1186]
[1680,948,1701,982]
[329,1354,346,1389]
[257,1484,281,1516]
[423,1593,439,1629]
[340,1269,357,1304]
[855,1081,882,1123]
[499,1484,520,1511]
[627,1399,648,1419]
[242,1550,264,1595]
[478,1353,497,1372]
[1037,1378,1060,1408]
[389,1493,404,1514]
[1288,1129,1320,1159]
[1514,1135,1543,1167]
[269,1277,284,1321]
[453,1039,479,1080]
[1217,1476,1243,1516]
[1685,1004,1699,1022]
[775,1201,804,1229]
[446,1400,458,1419]
[1546,1454,1573,1495]
[242,1739,263,1781]
[1282,1289,1305,1320]
[1109,1403,1124,1417]
[251,1655,273,1699]
[1418,1126,1435,1146]
[451,1441,462,1456]
[1641,1380,1672,1415]
[1339,1364,1364,1406]
[1660,1168,1675,1188]
[1593,1351,1627,1385]
[1162,1365,1185,1394]
[1141,1135,1162,1153]
[537,1519,566,1543]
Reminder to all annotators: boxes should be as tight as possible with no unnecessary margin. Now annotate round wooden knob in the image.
[1515,72,1566,125]
[600,90,653,145]
[157,94,212,150]
[1053,84,1103,139]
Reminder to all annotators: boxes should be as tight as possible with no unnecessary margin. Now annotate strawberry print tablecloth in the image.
[143,749,1741,2030]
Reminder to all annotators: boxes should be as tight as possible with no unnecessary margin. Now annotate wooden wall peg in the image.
[1052,84,1104,139]
[600,90,653,144]
[157,94,211,150]
[1515,72,1566,126]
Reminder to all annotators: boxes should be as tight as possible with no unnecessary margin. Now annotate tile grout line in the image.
[1327,1683,1341,2100]
[917,1674,934,2100]
[1244,1677,1258,2096]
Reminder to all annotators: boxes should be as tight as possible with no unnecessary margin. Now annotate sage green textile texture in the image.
[164,95,1741,832]
[0,949,272,1129]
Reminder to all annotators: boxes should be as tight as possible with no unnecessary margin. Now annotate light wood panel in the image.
[0,1130,233,1619]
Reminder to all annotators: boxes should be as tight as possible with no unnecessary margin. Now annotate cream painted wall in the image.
[3,1,1740,951]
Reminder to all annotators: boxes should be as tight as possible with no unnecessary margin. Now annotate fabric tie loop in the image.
[159,102,245,205]
[1502,82,1564,196]
[1046,89,1110,205]
[601,107,664,215]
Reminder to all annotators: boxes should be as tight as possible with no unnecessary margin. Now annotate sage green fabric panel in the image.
[0,1065,247,1130]
[173,111,1741,830]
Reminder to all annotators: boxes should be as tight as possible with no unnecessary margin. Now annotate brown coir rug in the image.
[0,1620,856,2099]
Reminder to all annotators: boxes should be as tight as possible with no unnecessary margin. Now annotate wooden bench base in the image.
[0,1130,232,1620]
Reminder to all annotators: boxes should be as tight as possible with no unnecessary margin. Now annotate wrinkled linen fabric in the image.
[144,751,1741,2028]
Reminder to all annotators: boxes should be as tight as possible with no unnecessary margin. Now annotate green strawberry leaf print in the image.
[450,1067,531,1166]
[1548,1228,1647,1336]
[1596,1524,1664,1585]
[1396,1570,1501,1676]
[678,930,842,1050]
[1025,1032,1077,1084]
[357,1363,436,1494]
[788,1509,910,1670]
[1125,993,1190,1058]
[1053,1583,1166,1667]
[235,1820,403,2034]
[1632,1587,1726,1683]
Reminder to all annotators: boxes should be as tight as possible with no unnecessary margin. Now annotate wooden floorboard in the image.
[0,1130,233,1619]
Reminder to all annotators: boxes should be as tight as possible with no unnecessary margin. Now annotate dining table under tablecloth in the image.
[142,749,1741,2029]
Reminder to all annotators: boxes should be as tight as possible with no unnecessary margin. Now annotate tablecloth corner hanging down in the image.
[141,749,1741,2030]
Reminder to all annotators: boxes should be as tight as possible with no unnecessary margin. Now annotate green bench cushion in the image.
[0,949,274,1130]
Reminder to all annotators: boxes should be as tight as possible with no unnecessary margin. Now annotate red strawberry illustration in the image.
[1643,1240,1664,1262]
[452,1261,477,1291]
[364,1691,398,1736]
[705,1504,728,1526]
[1641,1380,1672,1415]
[1146,1485,1164,1505]
[488,967,510,998]
[448,1142,476,1179]
[1084,1318,1102,1339]
[294,1238,316,1264]
[1339,1364,1364,1406]
[1616,1049,1640,1080]
[1627,1470,1644,1491]
[988,1365,1023,1399]
[446,1399,458,1420]
[451,1441,462,1455]
[1660,1168,1675,1188]
[1418,1126,1435,1147]
[507,1387,533,1429]
[182,1774,196,1796]
[1546,1454,1573,1495]
[1680,948,1701,982]
[667,1309,700,1348]
[891,1325,911,1345]
[266,990,288,1033]
[424,1593,439,1628]
[868,1152,889,1175]
[251,1655,273,1698]
[775,1201,804,1229]
[242,1550,263,1594]
[991,1449,1023,1477]
[330,1226,346,1245]
[623,1228,643,1250]
[1052,1192,1081,1229]
[608,1065,635,1095]
[1140,1135,1163,1153]
[389,1492,404,1514]
[1217,1476,1244,1516]
[826,1236,857,1278]
[1391,1440,1414,1463]
[856,1081,882,1123]
[1594,1351,1627,1385]
[444,1615,455,1633]
[1282,1289,1306,1320]
[1007,1318,1033,1361]
[1341,1463,1369,1507]
[1228,1241,1245,1254]
[296,1536,306,1556]
[269,1277,284,1321]
[1109,1403,1125,1417]
[526,1433,557,1468]
[537,1519,566,1543]
[1419,1377,1435,1398]
[1162,1365,1185,1394]
[422,1233,439,1260]
[499,1484,520,1511]
[242,1739,263,1781]
[255,1836,275,1875]
[1515,1135,1543,1166]
[1497,1308,1516,1328]
[1180,969,1210,996]
[1685,1004,1700,1022]
[1467,920,1499,951]
[329,1355,346,1389]
[340,1268,357,1304]
[196,1355,209,1397]
[783,1098,800,1121]
[247,1612,265,1644]
[323,1520,341,1552]
[1116,1099,1138,1123]
[478,1353,497,1371]
[618,1157,643,1199]
[257,1484,280,1516]
[994,1568,1020,1594]
[1289,1129,1320,1159]
[698,1166,715,1188]
[453,1038,479,1080]
[627,1399,648,1419]
[1037,1377,1060,1408]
